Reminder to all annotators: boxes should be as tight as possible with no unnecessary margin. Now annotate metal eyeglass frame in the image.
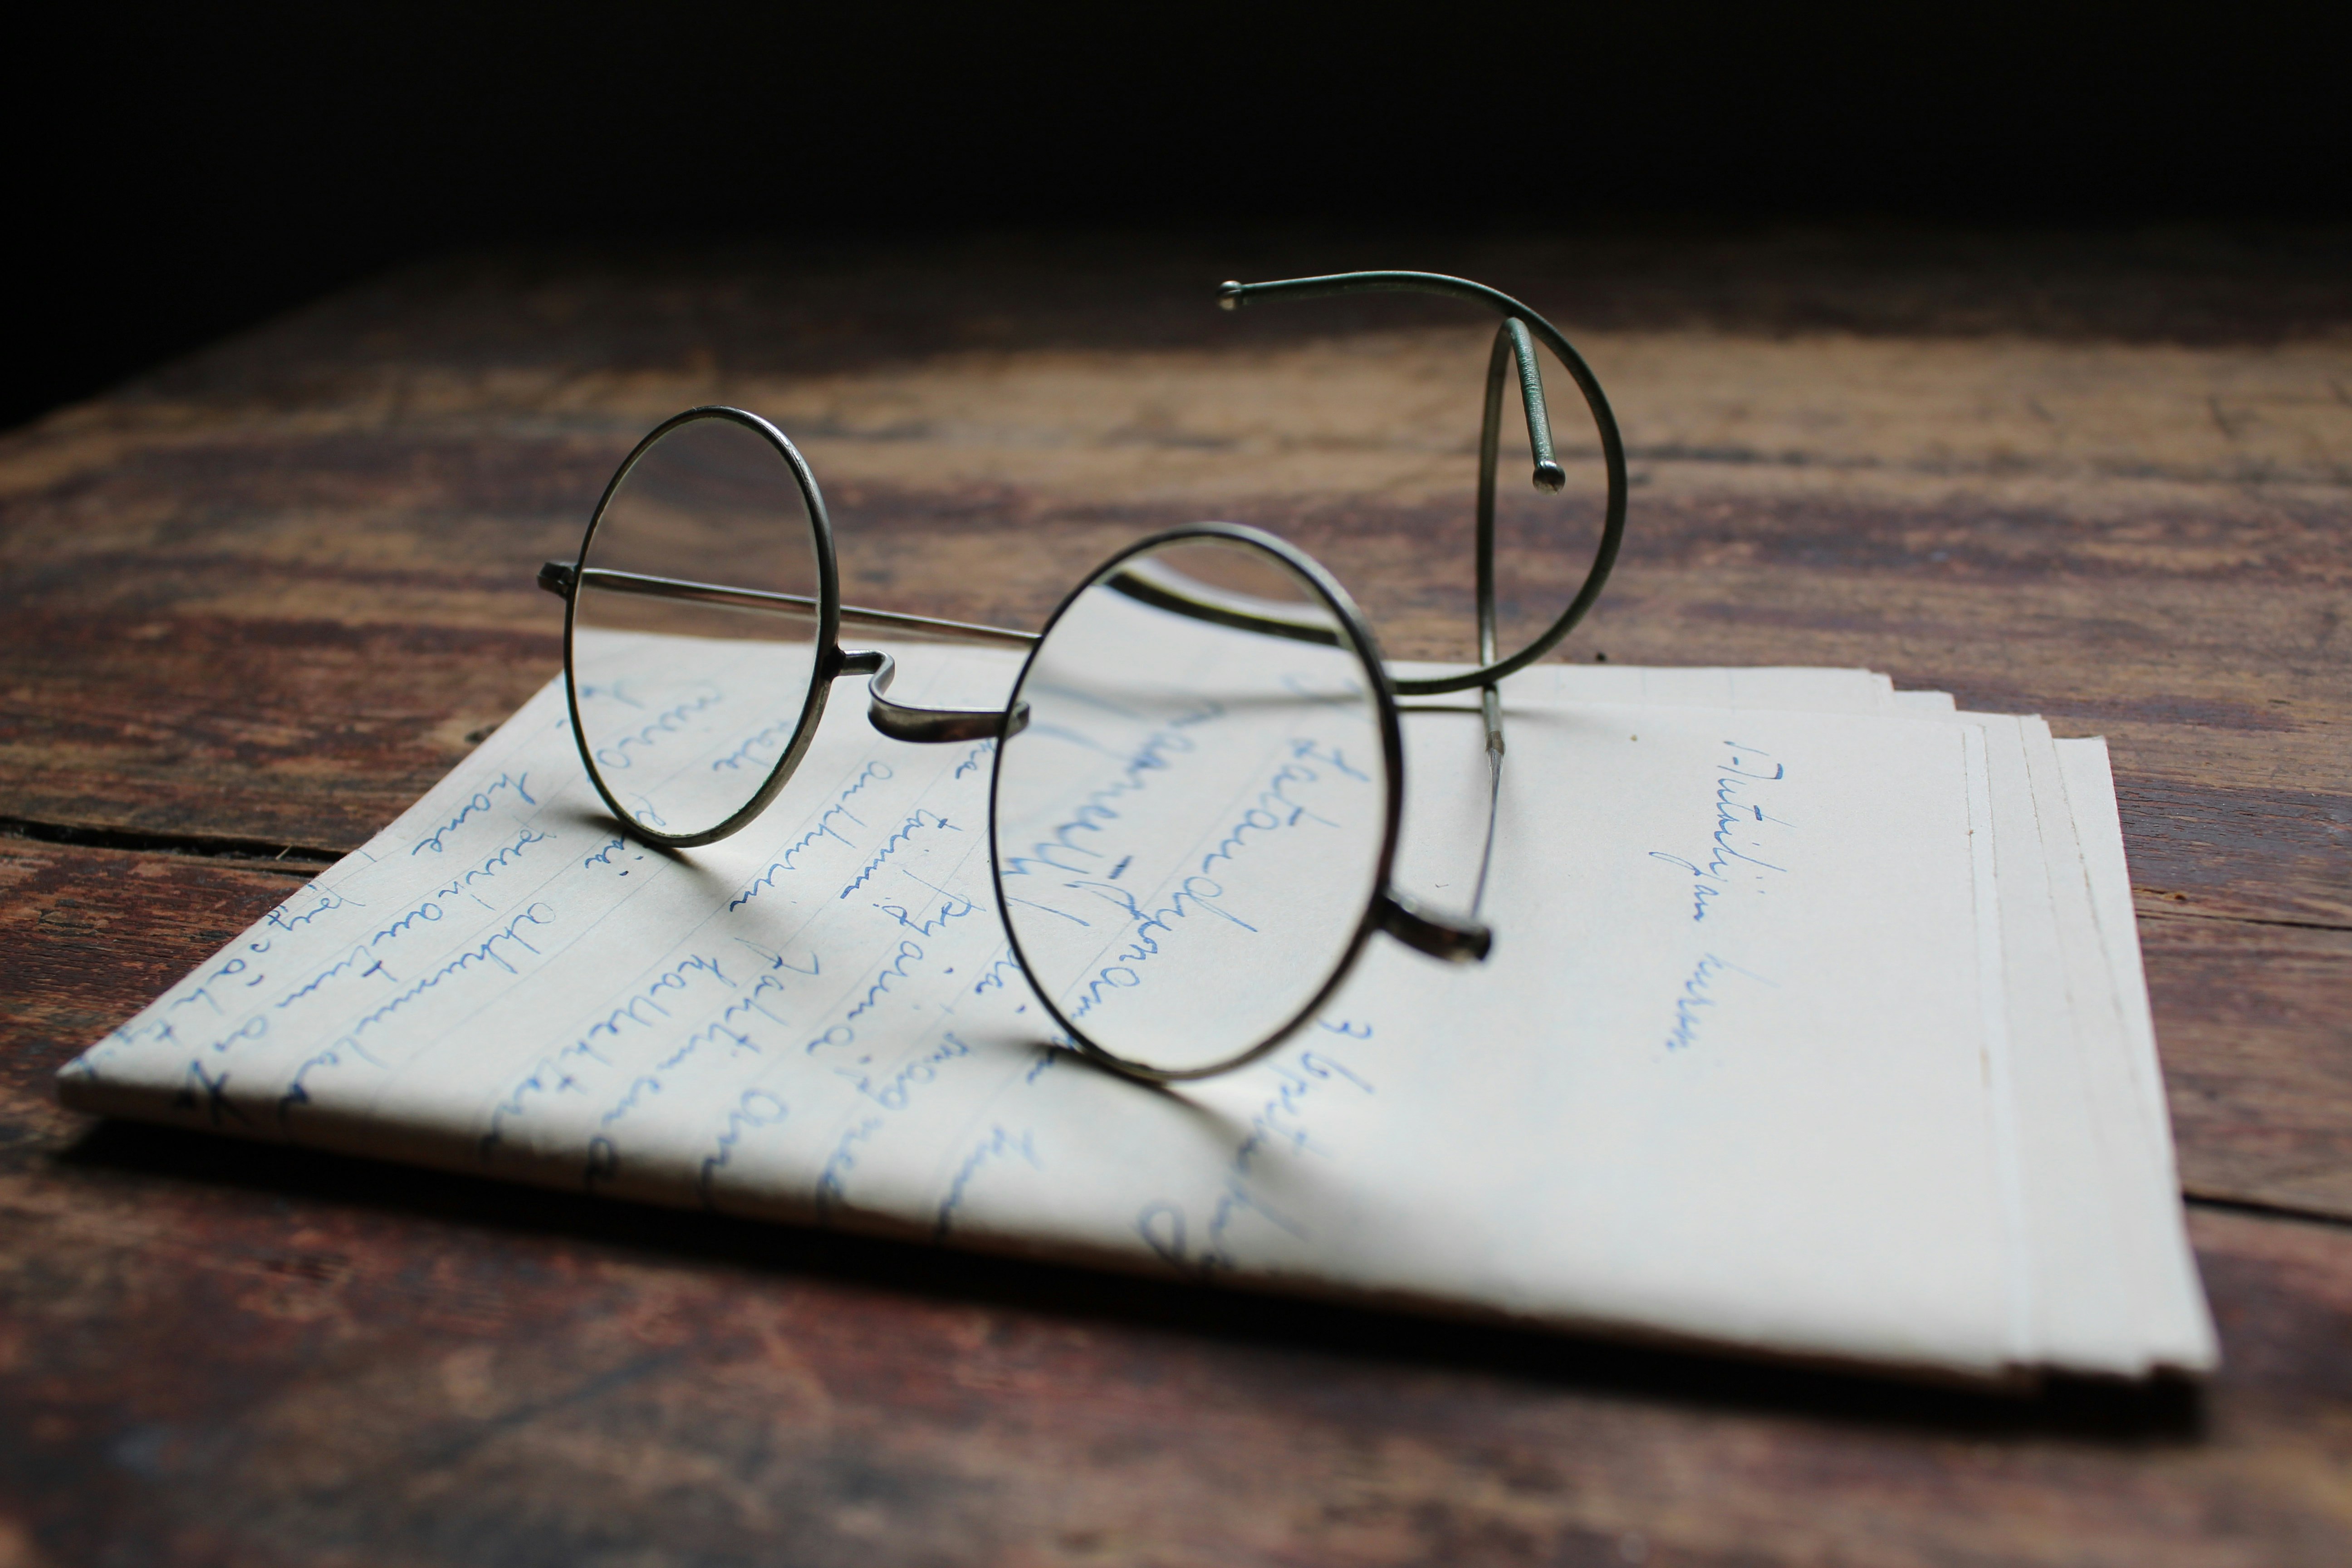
[536,270,1624,1074]
[544,269,1622,831]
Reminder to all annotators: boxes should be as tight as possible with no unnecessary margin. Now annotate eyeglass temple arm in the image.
[1469,683,1506,922]
[541,559,1355,655]
[1218,273,1563,498]
[537,562,1038,647]
[1218,270,1628,699]
[1466,318,1518,923]
[537,562,1338,735]
[1081,313,1558,668]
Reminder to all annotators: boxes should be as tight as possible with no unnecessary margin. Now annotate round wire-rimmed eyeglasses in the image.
[534,271,1626,1080]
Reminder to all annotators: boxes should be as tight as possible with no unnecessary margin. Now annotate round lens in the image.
[569,412,828,842]
[992,536,1392,1077]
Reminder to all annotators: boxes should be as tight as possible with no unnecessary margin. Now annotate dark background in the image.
[8,1,2347,432]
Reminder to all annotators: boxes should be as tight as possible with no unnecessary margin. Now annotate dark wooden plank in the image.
[0,609,557,851]
[2143,906,2352,1217]
[0,841,308,1117]
[3,843,2350,1567]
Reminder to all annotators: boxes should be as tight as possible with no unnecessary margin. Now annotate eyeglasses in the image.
[533,271,1626,1079]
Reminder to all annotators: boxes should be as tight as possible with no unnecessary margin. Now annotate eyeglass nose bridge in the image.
[834,647,1030,745]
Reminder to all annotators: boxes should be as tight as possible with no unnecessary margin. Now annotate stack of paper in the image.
[59,644,2216,1381]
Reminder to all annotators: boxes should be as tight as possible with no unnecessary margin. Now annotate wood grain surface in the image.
[2,230,2346,1565]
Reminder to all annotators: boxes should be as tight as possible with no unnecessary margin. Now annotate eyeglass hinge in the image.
[537,560,578,598]
[1373,892,1493,964]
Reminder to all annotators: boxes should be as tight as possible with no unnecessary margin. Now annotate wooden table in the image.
[4,231,2347,1566]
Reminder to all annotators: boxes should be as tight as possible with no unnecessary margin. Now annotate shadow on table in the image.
[57,1116,2205,1446]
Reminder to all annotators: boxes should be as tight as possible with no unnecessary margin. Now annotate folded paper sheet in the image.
[58,645,2215,1380]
